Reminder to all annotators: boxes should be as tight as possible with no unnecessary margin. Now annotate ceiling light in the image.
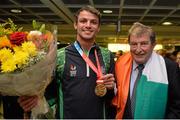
[162,22,172,25]
[154,44,163,50]
[10,9,22,13]
[57,42,60,45]
[103,10,112,14]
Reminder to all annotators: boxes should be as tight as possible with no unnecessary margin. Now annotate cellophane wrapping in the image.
[0,40,56,118]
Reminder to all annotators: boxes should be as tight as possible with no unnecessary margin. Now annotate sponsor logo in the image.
[70,64,77,77]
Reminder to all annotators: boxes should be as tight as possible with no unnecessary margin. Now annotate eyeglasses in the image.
[129,41,151,48]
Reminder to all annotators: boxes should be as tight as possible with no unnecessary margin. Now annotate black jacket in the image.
[123,57,180,119]
[55,43,116,119]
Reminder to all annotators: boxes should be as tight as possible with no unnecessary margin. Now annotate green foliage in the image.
[7,18,17,32]
[32,20,46,33]
[0,18,23,36]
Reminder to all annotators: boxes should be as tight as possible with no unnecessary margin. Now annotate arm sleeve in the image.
[45,74,57,106]
[105,52,116,119]
[106,52,115,97]
[108,52,115,74]
[165,58,180,118]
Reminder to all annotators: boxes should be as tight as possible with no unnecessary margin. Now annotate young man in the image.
[113,22,180,119]
[18,5,116,119]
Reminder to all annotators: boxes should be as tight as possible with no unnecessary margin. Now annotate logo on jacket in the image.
[70,64,77,77]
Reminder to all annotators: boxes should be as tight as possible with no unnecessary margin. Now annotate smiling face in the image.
[128,22,156,64]
[129,33,155,64]
[74,10,100,43]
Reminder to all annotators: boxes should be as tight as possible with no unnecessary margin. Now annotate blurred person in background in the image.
[115,50,124,61]
[176,51,180,69]
[166,51,178,62]
[156,49,167,57]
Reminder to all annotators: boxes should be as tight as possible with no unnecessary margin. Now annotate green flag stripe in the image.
[134,75,168,119]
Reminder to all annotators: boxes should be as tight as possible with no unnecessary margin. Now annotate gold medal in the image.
[95,83,107,97]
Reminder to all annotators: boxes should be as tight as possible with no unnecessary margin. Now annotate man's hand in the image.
[18,95,38,112]
[100,74,115,90]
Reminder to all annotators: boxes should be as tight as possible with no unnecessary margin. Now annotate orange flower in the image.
[45,31,54,43]
[0,36,12,48]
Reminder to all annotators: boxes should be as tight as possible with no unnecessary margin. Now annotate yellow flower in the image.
[13,46,22,52]
[0,19,53,73]
[14,51,29,68]
[0,48,13,62]
[22,41,37,57]
[1,59,17,73]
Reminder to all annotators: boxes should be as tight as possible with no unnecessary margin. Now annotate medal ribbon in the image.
[74,41,103,80]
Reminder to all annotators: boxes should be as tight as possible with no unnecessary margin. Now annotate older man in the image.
[113,22,180,119]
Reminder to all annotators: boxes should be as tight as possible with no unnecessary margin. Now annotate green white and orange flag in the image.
[135,52,168,118]
[113,52,168,119]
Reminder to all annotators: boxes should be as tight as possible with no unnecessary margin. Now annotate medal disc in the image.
[95,83,107,97]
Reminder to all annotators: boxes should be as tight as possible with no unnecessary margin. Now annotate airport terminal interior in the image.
[0,0,180,119]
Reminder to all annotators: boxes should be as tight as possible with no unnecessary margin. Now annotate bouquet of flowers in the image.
[0,19,56,118]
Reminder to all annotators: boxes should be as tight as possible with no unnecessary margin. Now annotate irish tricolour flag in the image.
[134,52,168,118]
